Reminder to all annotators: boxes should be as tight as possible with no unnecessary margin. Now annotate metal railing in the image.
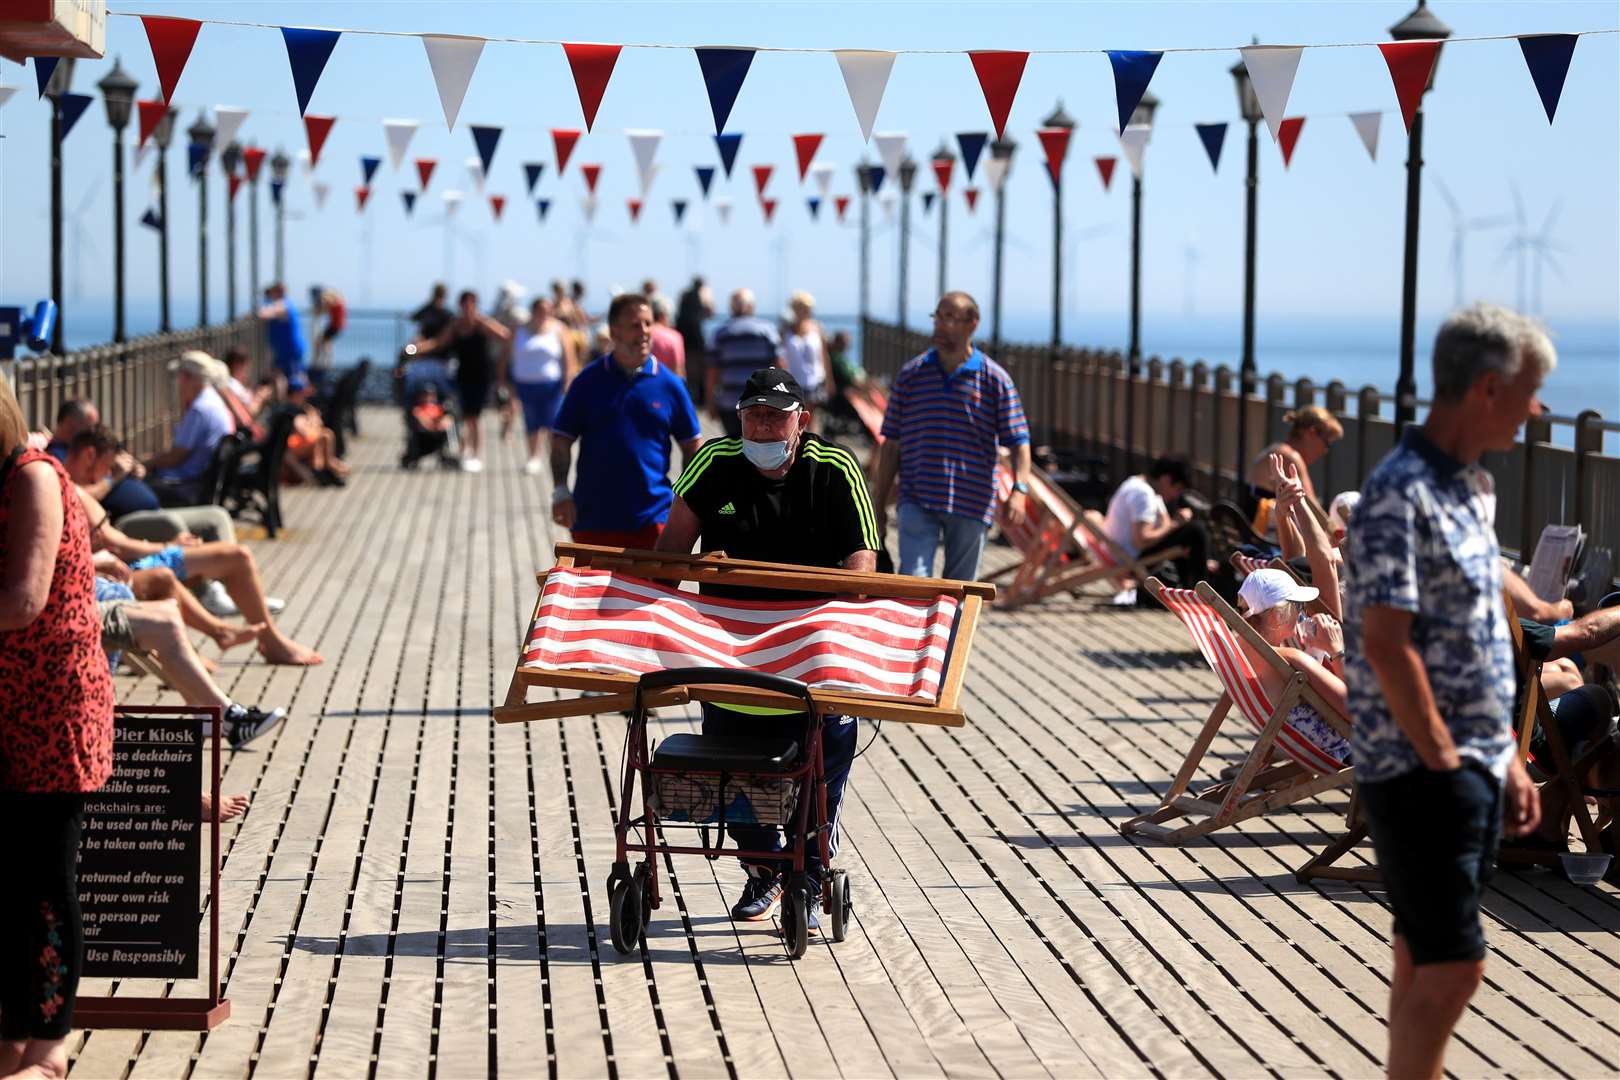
[861,318,1619,564]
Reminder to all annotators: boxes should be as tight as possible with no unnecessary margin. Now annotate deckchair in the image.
[985,461,1188,610]
[1121,578,1354,843]
[494,544,994,727]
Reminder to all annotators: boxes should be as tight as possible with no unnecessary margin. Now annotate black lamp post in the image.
[988,135,1016,355]
[152,104,176,333]
[187,113,215,327]
[220,141,242,320]
[1040,102,1075,354]
[270,148,291,285]
[97,58,137,344]
[1231,49,1264,496]
[897,156,917,332]
[931,143,955,300]
[245,146,263,304]
[43,56,76,352]
[1127,90,1158,362]
[1391,0,1451,430]
[856,160,873,331]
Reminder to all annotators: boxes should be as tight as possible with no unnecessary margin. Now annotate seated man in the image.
[1101,456,1214,593]
[657,367,878,932]
[47,397,161,519]
[1235,568,1352,765]
[144,351,236,507]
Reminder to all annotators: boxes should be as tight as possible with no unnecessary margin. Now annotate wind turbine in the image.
[65,177,105,303]
[1433,178,1509,309]
[1525,200,1565,315]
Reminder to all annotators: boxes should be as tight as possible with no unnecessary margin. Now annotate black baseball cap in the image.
[735,367,804,412]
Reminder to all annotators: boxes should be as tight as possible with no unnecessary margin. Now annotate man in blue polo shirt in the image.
[550,293,702,547]
[870,290,1031,581]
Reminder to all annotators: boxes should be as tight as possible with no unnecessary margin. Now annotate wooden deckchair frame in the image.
[494,544,993,728]
[1122,579,1354,843]
[1227,553,1335,620]
[986,461,1188,610]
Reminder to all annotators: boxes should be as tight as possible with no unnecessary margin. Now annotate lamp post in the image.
[270,149,290,286]
[244,146,263,304]
[1123,90,1157,475]
[96,58,137,344]
[43,56,76,352]
[1040,102,1075,354]
[1231,49,1264,496]
[220,142,242,320]
[897,156,917,332]
[988,135,1016,355]
[187,113,215,327]
[153,105,176,332]
[931,143,955,300]
[856,160,873,331]
[1391,0,1451,430]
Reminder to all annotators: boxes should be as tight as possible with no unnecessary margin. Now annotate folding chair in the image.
[1122,578,1354,843]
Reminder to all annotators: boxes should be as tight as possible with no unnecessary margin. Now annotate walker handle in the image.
[637,667,814,710]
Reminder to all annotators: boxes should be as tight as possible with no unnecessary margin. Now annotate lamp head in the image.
[1130,89,1159,129]
[152,105,177,149]
[187,112,215,151]
[990,135,1017,161]
[221,141,243,175]
[1041,100,1076,130]
[270,148,290,184]
[931,142,955,165]
[898,156,918,193]
[1231,43,1263,124]
[96,57,138,131]
[855,160,873,195]
[42,56,76,100]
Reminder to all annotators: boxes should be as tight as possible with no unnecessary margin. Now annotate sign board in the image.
[0,0,106,62]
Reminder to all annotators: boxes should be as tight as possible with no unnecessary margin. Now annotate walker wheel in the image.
[829,869,852,943]
[608,874,643,955]
[781,887,810,960]
[634,861,654,921]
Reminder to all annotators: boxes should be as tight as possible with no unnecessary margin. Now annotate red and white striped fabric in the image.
[1155,585,1346,774]
[522,567,960,702]
[1231,552,1272,579]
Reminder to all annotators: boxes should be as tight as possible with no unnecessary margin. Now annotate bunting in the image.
[212,106,248,149]
[956,132,988,179]
[187,142,208,178]
[137,100,170,148]
[1036,127,1071,186]
[282,27,341,115]
[808,196,822,220]
[811,161,836,198]
[360,155,381,185]
[638,162,662,199]
[242,146,267,181]
[421,34,484,130]
[581,163,602,194]
[562,43,621,130]
[34,56,59,99]
[355,184,370,211]
[761,197,778,224]
[865,164,886,194]
[627,197,642,223]
[627,130,661,193]
[304,115,335,167]
[141,206,162,230]
[714,197,733,225]
[834,195,850,222]
[1094,156,1117,190]
[1348,111,1380,161]
[1238,45,1302,140]
[751,164,773,198]
[714,133,742,178]
[873,132,906,182]
[793,134,824,182]
[552,129,581,175]
[1194,123,1226,172]
[402,190,417,215]
[1107,50,1162,133]
[672,199,688,225]
[580,194,597,223]
[983,155,1009,194]
[1519,34,1579,124]
[835,50,894,141]
[270,180,284,207]
[968,51,1028,139]
[536,198,551,222]
[932,157,954,192]
[963,187,980,212]
[695,47,755,133]
[141,16,201,104]
[1278,116,1305,168]
[1379,40,1441,132]
[312,180,331,209]
[471,125,502,174]
[466,156,485,194]
[695,166,716,198]
[58,93,92,139]
[921,192,935,213]
[384,119,417,170]
[524,162,545,194]
[416,157,437,189]
[444,190,462,213]
[490,194,506,220]
[1119,124,1150,179]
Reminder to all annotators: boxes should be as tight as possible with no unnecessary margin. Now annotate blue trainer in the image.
[730,872,783,921]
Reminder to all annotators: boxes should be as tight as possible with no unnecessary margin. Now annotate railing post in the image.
[1572,409,1602,532]
[1190,362,1209,494]
[1214,365,1233,495]
[1168,359,1186,461]
[1357,386,1380,482]
[1520,411,1553,556]
[1146,356,1164,463]
[1324,380,1347,499]
[1264,373,1287,446]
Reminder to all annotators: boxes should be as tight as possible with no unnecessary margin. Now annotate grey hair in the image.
[650,295,673,322]
[1431,303,1557,405]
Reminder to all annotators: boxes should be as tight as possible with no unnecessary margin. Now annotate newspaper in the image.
[1525,524,1584,604]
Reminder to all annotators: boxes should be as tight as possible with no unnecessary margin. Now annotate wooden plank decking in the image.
[75,406,1620,1079]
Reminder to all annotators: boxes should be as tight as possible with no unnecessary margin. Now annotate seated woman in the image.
[1235,568,1352,766]
[283,373,348,487]
[1243,405,1342,527]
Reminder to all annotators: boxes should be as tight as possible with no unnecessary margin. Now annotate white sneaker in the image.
[1111,587,1138,607]
[265,596,286,615]
[523,457,543,476]
[462,457,483,473]
[198,580,238,617]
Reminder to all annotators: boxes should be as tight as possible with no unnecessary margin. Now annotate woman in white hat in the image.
[1237,568,1353,763]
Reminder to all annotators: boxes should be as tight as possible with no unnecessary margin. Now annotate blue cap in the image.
[287,372,310,393]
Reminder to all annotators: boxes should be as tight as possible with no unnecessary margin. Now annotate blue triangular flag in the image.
[694,165,716,198]
[713,134,742,179]
[807,196,821,221]
[360,155,381,185]
[35,56,59,99]
[58,92,93,139]
[956,132,987,180]
[140,206,162,230]
[1519,34,1579,124]
[1194,122,1227,173]
[188,142,209,177]
[470,124,502,174]
[694,47,755,134]
[1107,50,1163,134]
[270,179,285,206]
[281,27,342,116]
[536,198,551,222]
[524,162,545,194]
[866,164,885,194]
[922,191,935,213]
[672,199,688,225]
[402,190,417,215]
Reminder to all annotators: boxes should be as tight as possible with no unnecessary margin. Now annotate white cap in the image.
[1329,491,1361,532]
[1238,568,1319,616]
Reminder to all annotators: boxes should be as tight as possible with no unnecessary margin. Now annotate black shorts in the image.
[457,379,490,416]
[1361,762,1503,966]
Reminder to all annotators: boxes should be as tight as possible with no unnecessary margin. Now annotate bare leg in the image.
[526,428,544,461]
[125,601,230,709]
[200,792,250,821]
[2,1037,69,1079]
[182,543,322,665]
[463,413,483,460]
[132,567,263,652]
[1386,946,1484,1080]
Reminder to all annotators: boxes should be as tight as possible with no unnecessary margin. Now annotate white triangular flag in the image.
[1238,45,1303,141]
[638,162,661,200]
[312,180,330,210]
[873,132,906,182]
[0,86,16,111]
[384,119,418,170]
[1348,111,1381,162]
[134,141,151,170]
[879,189,896,224]
[983,154,1009,193]
[443,189,464,214]
[810,161,835,198]
[422,34,485,131]
[465,155,485,194]
[835,50,896,142]
[297,148,312,175]
[212,106,248,150]
[1118,124,1151,179]
[714,196,733,225]
[580,194,598,224]
[626,129,661,193]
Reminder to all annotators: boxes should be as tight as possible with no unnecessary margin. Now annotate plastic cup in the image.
[1560,852,1612,886]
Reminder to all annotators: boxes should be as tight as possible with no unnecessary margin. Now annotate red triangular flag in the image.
[136,100,169,149]
[1037,127,1071,185]
[968,51,1028,140]
[751,164,773,198]
[355,185,370,211]
[932,158,954,193]
[1278,117,1305,168]
[761,197,778,224]
[141,15,202,104]
[490,194,506,220]
[562,43,620,131]
[1094,156,1117,191]
[304,115,335,167]
[581,163,602,194]
[242,146,267,182]
[627,197,642,223]
[1379,40,1442,133]
[416,158,437,190]
[964,187,980,212]
[228,175,243,201]
[791,134,823,182]
[834,195,851,222]
[552,128,581,175]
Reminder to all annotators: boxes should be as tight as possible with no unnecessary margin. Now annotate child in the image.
[403,384,454,470]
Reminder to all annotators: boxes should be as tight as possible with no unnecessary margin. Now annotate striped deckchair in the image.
[1122,579,1354,843]
[1229,551,1273,579]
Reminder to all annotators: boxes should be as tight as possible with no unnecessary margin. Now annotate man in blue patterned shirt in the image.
[1345,304,1552,1079]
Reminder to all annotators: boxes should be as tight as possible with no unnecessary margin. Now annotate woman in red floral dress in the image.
[0,378,114,1078]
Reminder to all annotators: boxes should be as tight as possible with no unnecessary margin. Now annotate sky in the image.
[2,0,1617,368]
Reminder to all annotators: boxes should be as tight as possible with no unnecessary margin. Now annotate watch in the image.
[1012,481,1030,494]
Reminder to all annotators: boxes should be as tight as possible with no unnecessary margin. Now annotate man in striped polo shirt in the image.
[705,289,783,439]
[871,290,1032,581]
